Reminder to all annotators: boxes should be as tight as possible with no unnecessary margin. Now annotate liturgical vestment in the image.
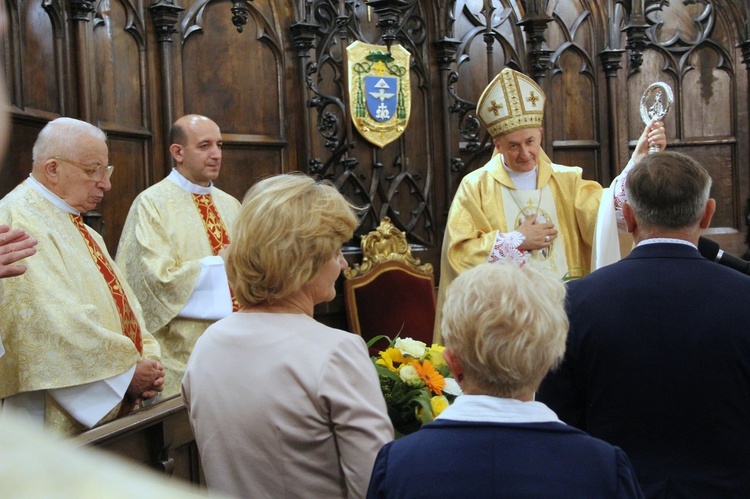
[116,172,240,397]
[436,150,615,341]
[0,180,160,435]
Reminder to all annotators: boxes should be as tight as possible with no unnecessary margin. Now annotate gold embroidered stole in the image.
[500,186,569,278]
[191,193,240,311]
[70,214,143,353]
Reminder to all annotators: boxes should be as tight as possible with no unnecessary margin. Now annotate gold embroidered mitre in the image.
[476,68,545,138]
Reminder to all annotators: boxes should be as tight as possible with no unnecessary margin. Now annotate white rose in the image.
[395,337,427,358]
[399,365,423,387]
[443,377,463,396]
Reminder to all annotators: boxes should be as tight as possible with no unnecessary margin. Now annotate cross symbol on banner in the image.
[487,100,504,116]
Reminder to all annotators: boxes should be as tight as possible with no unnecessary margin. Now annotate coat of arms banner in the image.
[347,41,411,148]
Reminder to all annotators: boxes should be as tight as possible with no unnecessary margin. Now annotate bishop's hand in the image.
[516,215,558,251]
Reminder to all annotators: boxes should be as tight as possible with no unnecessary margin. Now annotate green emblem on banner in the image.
[347,41,411,148]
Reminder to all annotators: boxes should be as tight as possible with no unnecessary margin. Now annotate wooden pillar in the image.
[150,0,184,179]
[68,0,96,121]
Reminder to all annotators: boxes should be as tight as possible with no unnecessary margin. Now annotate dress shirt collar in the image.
[436,394,560,424]
[637,237,697,250]
[167,168,213,195]
[26,174,79,215]
[503,161,538,190]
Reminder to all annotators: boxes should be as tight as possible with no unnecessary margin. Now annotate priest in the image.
[0,117,163,435]
[116,114,240,397]
[435,68,665,341]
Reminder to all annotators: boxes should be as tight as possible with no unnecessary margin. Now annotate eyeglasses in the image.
[54,157,114,181]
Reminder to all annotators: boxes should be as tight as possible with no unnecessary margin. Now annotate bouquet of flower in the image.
[368,336,462,437]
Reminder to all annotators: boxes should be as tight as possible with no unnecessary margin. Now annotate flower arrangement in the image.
[368,336,462,437]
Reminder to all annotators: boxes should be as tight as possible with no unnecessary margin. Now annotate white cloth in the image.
[2,366,135,428]
[178,255,232,320]
[504,164,538,190]
[436,394,561,424]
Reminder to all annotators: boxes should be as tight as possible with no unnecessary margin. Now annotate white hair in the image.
[32,118,107,167]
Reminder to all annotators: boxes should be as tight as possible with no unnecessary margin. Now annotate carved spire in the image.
[68,0,96,22]
[366,0,409,55]
[150,0,183,43]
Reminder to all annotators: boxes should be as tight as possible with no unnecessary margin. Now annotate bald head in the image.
[168,115,223,187]
[169,114,218,147]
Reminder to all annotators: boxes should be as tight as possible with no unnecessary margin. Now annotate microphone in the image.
[697,237,750,275]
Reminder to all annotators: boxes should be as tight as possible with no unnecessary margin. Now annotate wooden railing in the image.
[72,395,204,487]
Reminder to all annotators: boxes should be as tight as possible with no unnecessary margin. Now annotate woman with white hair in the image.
[183,173,393,498]
[367,262,643,498]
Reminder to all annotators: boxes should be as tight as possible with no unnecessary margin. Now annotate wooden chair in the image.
[344,217,436,354]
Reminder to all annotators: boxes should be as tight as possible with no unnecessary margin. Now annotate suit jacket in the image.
[367,419,643,498]
[538,242,750,497]
[182,312,394,499]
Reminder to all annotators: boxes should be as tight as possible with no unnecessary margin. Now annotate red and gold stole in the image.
[70,214,143,353]
[192,193,240,311]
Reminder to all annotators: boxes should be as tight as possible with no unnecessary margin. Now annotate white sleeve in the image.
[178,255,233,320]
[592,187,622,270]
[487,230,528,267]
[612,158,636,233]
[48,365,136,428]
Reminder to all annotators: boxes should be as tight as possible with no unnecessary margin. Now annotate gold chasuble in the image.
[116,178,240,397]
[191,193,240,312]
[435,150,603,341]
[0,182,160,434]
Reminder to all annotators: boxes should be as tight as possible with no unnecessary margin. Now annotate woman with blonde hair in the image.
[367,262,643,498]
[183,173,393,498]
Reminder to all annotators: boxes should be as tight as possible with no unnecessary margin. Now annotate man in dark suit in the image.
[537,151,750,497]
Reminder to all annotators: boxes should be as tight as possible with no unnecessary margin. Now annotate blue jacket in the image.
[367,419,643,498]
[538,243,750,497]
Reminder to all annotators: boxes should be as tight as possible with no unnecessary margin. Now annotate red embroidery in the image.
[71,215,143,353]
[192,194,240,312]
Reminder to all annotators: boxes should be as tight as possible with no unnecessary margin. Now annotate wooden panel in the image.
[17,0,61,113]
[93,0,148,127]
[679,144,736,229]
[74,396,204,487]
[683,47,733,139]
[181,2,284,138]
[1,118,41,194]
[103,134,149,255]
[215,145,283,201]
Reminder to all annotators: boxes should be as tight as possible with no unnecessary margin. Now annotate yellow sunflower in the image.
[375,347,408,373]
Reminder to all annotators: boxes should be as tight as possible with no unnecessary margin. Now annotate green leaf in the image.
[366,334,393,348]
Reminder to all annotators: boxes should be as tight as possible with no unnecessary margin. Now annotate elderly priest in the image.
[435,68,665,340]
[0,117,163,436]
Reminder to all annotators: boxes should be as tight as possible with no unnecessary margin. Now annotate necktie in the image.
[192,193,240,311]
[70,214,143,353]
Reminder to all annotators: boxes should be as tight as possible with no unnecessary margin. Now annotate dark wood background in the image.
[3,0,750,327]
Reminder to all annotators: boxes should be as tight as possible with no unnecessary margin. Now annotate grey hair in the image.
[624,151,712,229]
[441,262,568,398]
